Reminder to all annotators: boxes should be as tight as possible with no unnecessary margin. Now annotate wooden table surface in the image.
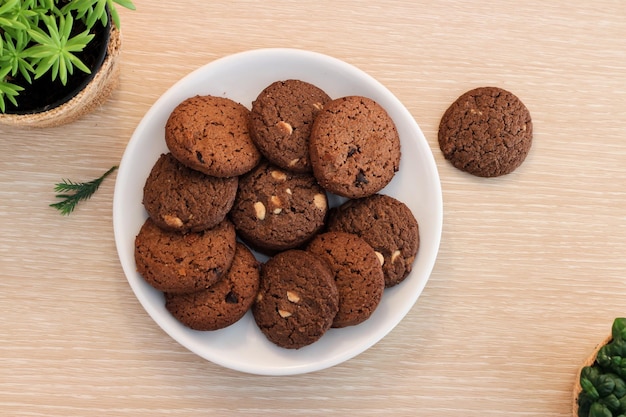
[2,1,626,415]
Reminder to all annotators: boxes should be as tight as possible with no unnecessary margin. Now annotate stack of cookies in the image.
[134,79,420,349]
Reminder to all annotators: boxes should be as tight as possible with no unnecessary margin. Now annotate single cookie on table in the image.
[309,95,401,198]
[252,250,338,349]
[249,79,331,173]
[307,231,385,328]
[142,153,238,233]
[229,160,328,254]
[438,86,532,177]
[134,217,236,294]
[164,243,261,331]
[165,95,261,178]
[326,194,419,288]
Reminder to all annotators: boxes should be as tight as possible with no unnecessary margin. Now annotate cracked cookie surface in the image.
[165,95,261,177]
[438,86,532,177]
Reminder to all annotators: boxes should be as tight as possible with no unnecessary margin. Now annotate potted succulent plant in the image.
[574,318,626,417]
[0,0,135,127]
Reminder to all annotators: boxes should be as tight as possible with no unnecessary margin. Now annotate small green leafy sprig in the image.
[0,0,136,112]
[50,165,117,215]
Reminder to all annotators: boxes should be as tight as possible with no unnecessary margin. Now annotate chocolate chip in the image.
[225,291,238,304]
[354,170,368,186]
[196,151,205,164]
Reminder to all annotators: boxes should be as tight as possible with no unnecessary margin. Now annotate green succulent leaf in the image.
[112,0,137,9]
[0,16,27,31]
[613,318,626,342]
[0,0,20,15]
[620,395,626,413]
[602,394,622,413]
[597,374,618,397]
[111,0,136,27]
[590,402,613,417]
[613,377,626,399]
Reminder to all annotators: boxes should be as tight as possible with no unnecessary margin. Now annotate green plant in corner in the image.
[578,318,626,417]
[0,0,136,112]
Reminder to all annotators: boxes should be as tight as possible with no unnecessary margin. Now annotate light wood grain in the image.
[2,1,626,415]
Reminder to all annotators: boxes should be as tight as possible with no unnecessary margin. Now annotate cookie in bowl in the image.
[249,79,331,173]
[309,95,401,198]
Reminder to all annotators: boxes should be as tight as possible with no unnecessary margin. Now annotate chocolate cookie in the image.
[252,250,338,349]
[229,161,328,253]
[165,95,261,177]
[326,194,419,287]
[164,243,260,331]
[249,79,331,173]
[142,153,238,233]
[438,86,532,177]
[309,95,401,198]
[134,217,237,294]
[307,232,385,328]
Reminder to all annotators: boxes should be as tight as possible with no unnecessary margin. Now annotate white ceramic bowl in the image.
[113,48,442,375]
